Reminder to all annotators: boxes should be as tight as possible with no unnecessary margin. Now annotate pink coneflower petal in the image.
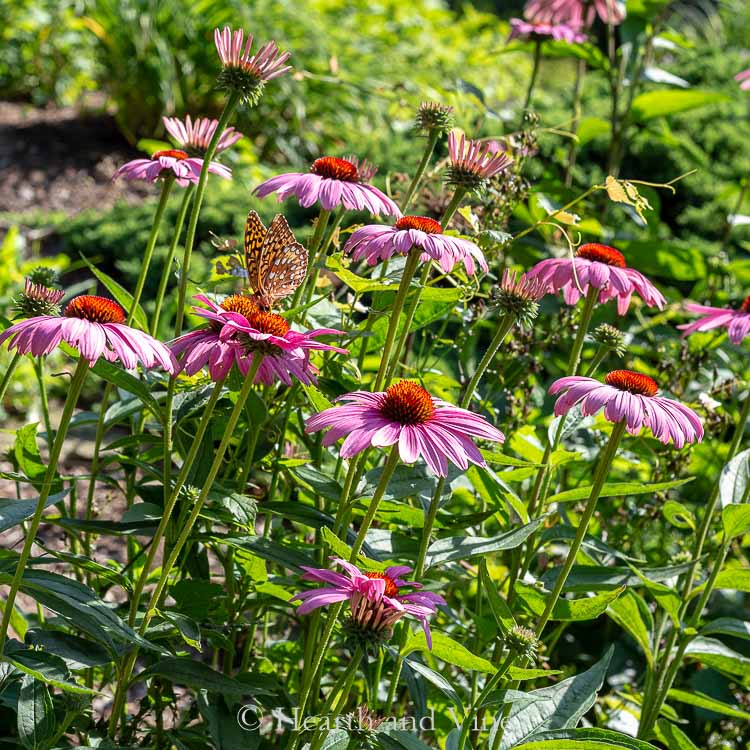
[524,0,625,28]
[163,114,243,155]
[344,215,487,274]
[170,295,346,384]
[549,370,703,447]
[0,295,176,372]
[254,155,401,217]
[679,299,750,345]
[526,243,665,314]
[305,380,504,478]
[509,18,586,43]
[113,148,231,186]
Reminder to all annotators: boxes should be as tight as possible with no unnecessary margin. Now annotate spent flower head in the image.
[415,101,455,135]
[13,278,65,318]
[492,269,544,326]
[214,27,292,105]
[591,323,626,357]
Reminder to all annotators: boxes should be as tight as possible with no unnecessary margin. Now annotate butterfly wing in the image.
[256,214,309,308]
[244,211,268,292]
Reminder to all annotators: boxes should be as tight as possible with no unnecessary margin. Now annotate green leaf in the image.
[655,719,701,750]
[699,617,750,641]
[135,657,275,697]
[14,424,46,483]
[17,675,56,750]
[290,465,344,502]
[403,631,496,673]
[359,464,440,503]
[631,90,729,122]
[424,518,543,570]
[515,582,624,622]
[89,357,161,418]
[547,478,692,504]
[479,559,515,634]
[666,688,750,721]
[4,644,96,695]
[514,728,660,750]
[721,504,750,539]
[402,657,464,712]
[541,560,695,592]
[684,636,750,677]
[25,629,112,669]
[508,667,564,681]
[607,589,654,667]
[301,383,334,412]
[326,253,399,293]
[662,500,695,531]
[617,240,706,282]
[0,491,69,534]
[692,568,750,596]
[80,254,148,330]
[215,535,317,573]
[540,526,645,563]
[492,646,613,749]
[719,448,750,507]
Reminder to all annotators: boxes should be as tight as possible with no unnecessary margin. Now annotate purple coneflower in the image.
[113,149,231,187]
[526,242,665,314]
[524,0,625,27]
[171,295,346,385]
[447,132,512,192]
[509,18,586,43]
[305,380,505,477]
[344,215,488,275]
[214,26,291,104]
[736,70,750,91]
[162,114,243,155]
[0,295,175,372]
[254,155,401,217]
[293,558,445,648]
[549,370,703,448]
[678,297,750,344]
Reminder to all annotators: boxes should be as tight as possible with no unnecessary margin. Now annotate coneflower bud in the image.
[591,323,626,357]
[346,707,386,748]
[13,278,65,318]
[415,101,455,135]
[506,624,539,660]
[492,269,544,327]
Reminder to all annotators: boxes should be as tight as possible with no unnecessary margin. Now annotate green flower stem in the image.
[151,184,194,336]
[303,209,344,310]
[291,208,331,312]
[639,390,750,737]
[129,176,174,327]
[565,285,598,375]
[459,314,516,409]
[0,351,22,404]
[401,129,440,212]
[0,357,90,654]
[522,40,543,118]
[456,646,519,750]
[290,445,400,743]
[564,58,587,188]
[109,356,261,738]
[373,248,422,392]
[174,91,240,339]
[382,187,467,387]
[308,649,363,750]
[535,420,627,636]
[32,356,53,446]
[127,377,226,626]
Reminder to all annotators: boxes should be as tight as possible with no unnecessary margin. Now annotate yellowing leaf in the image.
[605,176,653,223]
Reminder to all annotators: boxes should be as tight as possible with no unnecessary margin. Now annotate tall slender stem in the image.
[129,177,174,327]
[127,378,226,625]
[521,40,543,119]
[401,130,439,212]
[151,185,194,336]
[32,356,53,445]
[0,351,22,404]
[109,356,261,738]
[564,58,587,188]
[174,92,240,339]
[535,421,626,635]
[291,208,331,313]
[0,357,89,654]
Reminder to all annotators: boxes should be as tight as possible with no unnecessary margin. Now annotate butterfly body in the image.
[243,210,308,309]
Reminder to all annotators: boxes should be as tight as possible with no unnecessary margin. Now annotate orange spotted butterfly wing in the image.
[243,210,308,308]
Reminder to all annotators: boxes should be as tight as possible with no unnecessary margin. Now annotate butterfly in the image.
[242,211,309,309]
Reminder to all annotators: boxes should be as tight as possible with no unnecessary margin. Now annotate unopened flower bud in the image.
[415,101,455,135]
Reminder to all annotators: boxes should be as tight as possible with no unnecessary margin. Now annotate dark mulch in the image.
[0,101,155,215]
